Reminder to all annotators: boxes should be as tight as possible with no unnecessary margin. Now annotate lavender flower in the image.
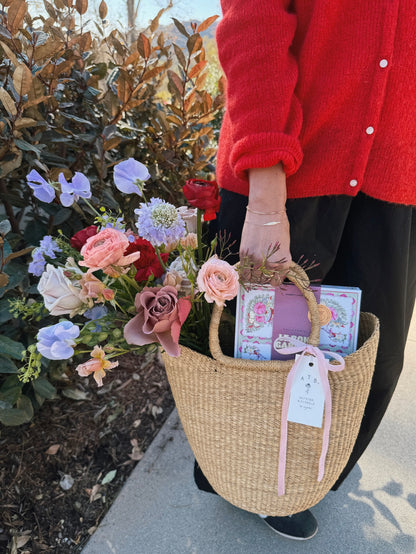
[84,305,108,333]
[28,250,46,277]
[39,235,62,258]
[36,321,80,360]
[29,235,62,276]
[135,198,186,247]
[114,158,150,195]
[58,172,91,207]
[100,215,125,231]
[26,170,55,203]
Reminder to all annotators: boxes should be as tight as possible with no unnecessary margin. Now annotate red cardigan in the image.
[215,0,416,206]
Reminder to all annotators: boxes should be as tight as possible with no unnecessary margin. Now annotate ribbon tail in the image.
[315,349,333,482]
[277,354,305,496]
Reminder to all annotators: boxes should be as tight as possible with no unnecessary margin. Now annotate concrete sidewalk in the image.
[83,319,416,554]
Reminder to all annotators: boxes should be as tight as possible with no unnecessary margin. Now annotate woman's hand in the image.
[239,163,292,282]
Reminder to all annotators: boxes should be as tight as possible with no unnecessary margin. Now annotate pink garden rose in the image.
[123,286,191,357]
[79,228,140,276]
[196,256,239,306]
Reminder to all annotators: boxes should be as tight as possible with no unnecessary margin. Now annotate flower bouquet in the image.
[18,159,240,387]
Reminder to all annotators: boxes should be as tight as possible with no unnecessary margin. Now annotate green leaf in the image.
[0,335,25,359]
[0,355,19,373]
[32,378,57,399]
[0,374,22,405]
[0,407,30,426]
[16,394,34,420]
[0,298,13,323]
[101,469,116,485]
[14,139,43,157]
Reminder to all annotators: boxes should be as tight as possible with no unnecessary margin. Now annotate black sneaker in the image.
[259,510,318,540]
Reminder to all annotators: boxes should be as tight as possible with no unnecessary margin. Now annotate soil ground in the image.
[0,351,174,553]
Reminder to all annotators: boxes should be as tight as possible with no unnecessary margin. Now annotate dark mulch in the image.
[0,351,174,553]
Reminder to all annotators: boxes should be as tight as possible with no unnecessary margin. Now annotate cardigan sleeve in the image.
[216,0,303,179]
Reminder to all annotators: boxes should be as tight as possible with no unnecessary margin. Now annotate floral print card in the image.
[235,284,361,360]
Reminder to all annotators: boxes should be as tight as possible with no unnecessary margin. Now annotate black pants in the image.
[194,190,416,496]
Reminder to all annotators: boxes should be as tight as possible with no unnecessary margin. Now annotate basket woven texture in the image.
[162,264,379,516]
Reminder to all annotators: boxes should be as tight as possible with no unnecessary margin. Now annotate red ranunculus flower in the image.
[70,225,98,251]
[125,236,169,282]
[183,178,221,221]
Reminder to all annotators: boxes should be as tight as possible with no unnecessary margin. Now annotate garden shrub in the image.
[0,0,224,425]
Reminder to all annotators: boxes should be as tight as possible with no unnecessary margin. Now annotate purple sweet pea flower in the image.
[28,249,46,276]
[36,320,80,360]
[114,158,150,195]
[26,170,55,203]
[58,172,91,207]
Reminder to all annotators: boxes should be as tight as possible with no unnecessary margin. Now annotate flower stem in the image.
[154,246,168,272]
[82,198,101,218]
[197,208,203,263]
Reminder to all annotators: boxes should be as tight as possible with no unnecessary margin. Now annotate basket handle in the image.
[209,262,321,364]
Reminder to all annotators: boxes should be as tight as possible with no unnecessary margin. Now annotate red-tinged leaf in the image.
[13,63,32,96]
[218,75,225,94]
[125,98,144,110]
[150,8,163,33]
[44,0,56,18]
[75,0,88,15]
[137,33,150,59]
[173,43,186,69]
[186,34,202,56]
[98,0,107,19]
[172,17,189,38]
[167,70,184,96]
[103,137,121,151]
[142,65,164,81]
[0,86,17,115]
[117,70,132,104]
[196,15,219,34]
[123,51,140,68]
[188,60,207,80]
[7,0,27,35]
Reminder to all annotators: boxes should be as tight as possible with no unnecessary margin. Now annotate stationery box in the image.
[234,283,361,360]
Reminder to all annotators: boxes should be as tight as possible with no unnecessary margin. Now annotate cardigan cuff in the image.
[231,132,303,180]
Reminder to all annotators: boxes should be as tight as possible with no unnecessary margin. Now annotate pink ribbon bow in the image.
[276,339,345,496]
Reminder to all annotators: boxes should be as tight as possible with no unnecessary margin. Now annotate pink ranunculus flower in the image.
[123,286,191,357]
[79,272,115,303]
[196,256,239,306]
[75,345,119,387]
[79,228,140,276]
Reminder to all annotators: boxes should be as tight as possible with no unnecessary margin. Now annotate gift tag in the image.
[287,354,325,428]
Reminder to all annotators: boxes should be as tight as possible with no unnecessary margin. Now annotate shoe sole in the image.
[262,519,319,541]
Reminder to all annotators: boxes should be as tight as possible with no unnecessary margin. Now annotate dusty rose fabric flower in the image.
[196,256,239,306]
[79,272,114,303]
[123,286,191,357]
[79,228,140,276]
[75,345,119,387]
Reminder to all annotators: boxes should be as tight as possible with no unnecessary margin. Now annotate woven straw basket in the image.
[162,264,379,516]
